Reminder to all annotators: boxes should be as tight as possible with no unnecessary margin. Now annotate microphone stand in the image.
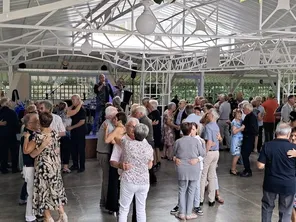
[50,84,63,104]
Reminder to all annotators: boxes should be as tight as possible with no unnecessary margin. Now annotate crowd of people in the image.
[0,95,86,222]
[1,84,296,222]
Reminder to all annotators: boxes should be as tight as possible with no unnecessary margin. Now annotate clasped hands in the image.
[120,162,132,171]
[174,157,199,166]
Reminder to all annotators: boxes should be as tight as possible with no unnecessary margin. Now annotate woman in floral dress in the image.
[26,112,68,222]
[162,102,179,160]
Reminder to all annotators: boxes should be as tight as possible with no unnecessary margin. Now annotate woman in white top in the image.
[115,123,154,222]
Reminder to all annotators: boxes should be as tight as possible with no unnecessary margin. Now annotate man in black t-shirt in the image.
[258,123,296,222]
[67,94,86,173]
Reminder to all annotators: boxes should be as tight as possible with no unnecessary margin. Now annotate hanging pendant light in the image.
[136,2,156,35]
[81,38,93,55]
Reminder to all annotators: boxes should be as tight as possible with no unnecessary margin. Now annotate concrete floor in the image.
[0,152,279,222]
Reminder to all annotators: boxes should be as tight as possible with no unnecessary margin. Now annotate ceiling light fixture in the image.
[136,1,156,35]
[81,38,92,55]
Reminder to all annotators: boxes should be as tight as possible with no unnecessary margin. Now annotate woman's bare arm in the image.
[29,136,51,158]
[66,102,82,117]
[23,138,37,154]
[105,127,124,144]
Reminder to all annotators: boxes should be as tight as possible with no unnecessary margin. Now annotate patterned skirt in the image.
[33,149,67,216]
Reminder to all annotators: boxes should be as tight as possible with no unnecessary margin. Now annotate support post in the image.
[3,0,10,13]
[277,71,281,104]
[140,56,146,103]
[8,49,13,89]
[199,72,205,97]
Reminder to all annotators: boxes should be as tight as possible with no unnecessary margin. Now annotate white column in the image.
[140,56,146,103]
[3,0,10,13]
[199,71,205,97]
[7,49,14,98]
[277,71,281,104]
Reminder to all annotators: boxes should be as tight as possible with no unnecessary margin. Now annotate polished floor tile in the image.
[0,152,279,222]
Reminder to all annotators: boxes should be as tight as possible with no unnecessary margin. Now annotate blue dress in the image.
[231,119,243,156]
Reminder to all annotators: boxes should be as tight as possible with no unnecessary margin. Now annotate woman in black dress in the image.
[148,99,162,168]
[104,112,127,215]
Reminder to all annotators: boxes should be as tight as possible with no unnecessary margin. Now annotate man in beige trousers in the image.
[200,108,220,207]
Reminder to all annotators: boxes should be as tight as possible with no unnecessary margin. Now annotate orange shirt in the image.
[262,99,279,123]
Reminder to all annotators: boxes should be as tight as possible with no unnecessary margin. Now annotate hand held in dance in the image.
[188,158,199,165]
[122,162,132,171]
[287,149,296,158]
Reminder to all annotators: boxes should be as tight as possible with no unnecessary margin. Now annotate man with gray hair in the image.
[217,94,231,150]
[38,100,66,137]
[258,123,296,222]
[200,108,220,207]
[240,103,258,177]
[97,106,118,208]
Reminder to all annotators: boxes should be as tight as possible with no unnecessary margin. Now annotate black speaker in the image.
[131,67,137,79]
[12,89,19,102]
[123,90,133,104]
[19,63,26,69]
[101,65,108,71]
[259,79,263,84]
[45,93,49,100]
[83,92,86,100]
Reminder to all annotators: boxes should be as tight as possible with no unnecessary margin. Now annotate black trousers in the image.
[60,136,71,165]
[175,129,181,140]
[132,196,137,222]
[241,135,255,173]
[257,126,263,152]
[71,135,86,170]
[20,182,27,201]
[106,165,120,212]
[263,122,274,142]
[0,136,18,171]
[261,190,294,222]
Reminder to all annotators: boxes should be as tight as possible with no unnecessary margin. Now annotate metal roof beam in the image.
[0,23,269,40]
[0,0,92,22]
[3,0,10,13]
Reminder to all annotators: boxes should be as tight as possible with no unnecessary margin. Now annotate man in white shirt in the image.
[281,95,295,123]
[38,100,66,137]
[183,105,203,134]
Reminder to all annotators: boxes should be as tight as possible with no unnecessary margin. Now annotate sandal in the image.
[175,213,185,220]
[215,195,224,204]
[229,169,237,175]
[186,213,198,220]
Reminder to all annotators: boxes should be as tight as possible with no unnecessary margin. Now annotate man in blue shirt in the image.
[257,123,296,222]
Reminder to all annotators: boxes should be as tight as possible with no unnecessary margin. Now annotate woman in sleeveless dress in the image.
[25,112,68,222]
[104,112,127,215]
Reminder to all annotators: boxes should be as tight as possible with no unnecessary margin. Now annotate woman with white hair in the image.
[148,99,162,167]
[163,102,179,160]
[115,123,154,222]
